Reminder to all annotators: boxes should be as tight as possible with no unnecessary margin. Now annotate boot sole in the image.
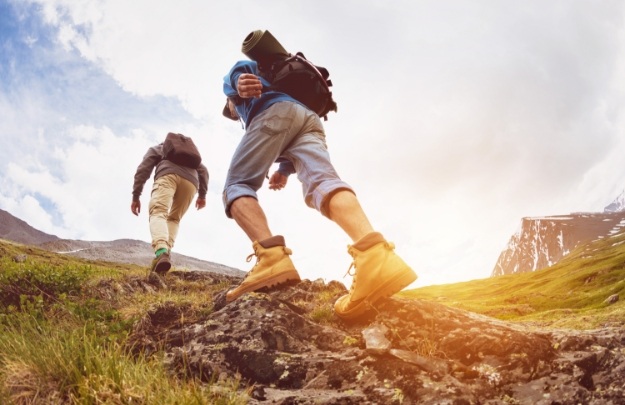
[155,261,171,275]
[335,268,417,320]
[226,269,301,302]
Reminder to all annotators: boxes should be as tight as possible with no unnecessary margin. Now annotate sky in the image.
[1,0,624,289]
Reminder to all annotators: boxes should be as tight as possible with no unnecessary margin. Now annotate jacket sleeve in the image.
[132,145,162,201]
[197,163,209,199]
[277,160,296,177]
[223,60,257,98]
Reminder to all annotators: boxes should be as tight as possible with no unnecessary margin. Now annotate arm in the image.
[130,145,161,215]
[196,163,209,210]
[224,61,262,99]
[223,61,266,123]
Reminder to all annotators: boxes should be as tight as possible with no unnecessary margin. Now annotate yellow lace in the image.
[343,262,357,292]
[244,245,293,275]
[343,242,395,292]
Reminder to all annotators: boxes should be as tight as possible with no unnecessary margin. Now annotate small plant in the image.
[392,387,405,403]
[310,305,334,324]
[343,336,359,347]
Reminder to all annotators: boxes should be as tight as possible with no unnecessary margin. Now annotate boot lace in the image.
[343,242,395,292]
[343,261,357,292]
[244,246,261,276]
[244,246,293,275]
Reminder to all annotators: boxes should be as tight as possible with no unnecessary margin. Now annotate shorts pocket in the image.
[260,114,292,136]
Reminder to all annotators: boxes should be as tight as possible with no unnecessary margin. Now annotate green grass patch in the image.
[0,240,250,403]
[402,233,625,328]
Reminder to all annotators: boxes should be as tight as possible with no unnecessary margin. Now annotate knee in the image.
[149,200,169,216]
[223,184,258,217]
[321,188,356,218]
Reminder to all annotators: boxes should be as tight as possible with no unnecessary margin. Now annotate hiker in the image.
[131,133,209,275]
[221,29,417,320]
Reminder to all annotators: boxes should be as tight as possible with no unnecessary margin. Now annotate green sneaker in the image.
[334,240,417,320]
[151,252,171,275]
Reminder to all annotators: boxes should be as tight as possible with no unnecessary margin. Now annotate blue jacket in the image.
[223,60,304,127]
[223,60,301,176]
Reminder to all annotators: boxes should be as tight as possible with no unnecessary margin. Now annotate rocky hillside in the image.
[124,271,625,404]
[2,228,625,402]
[492,211,625,276]
[0,208,58,245]
[38,238,243,277]
[0,209,243,277]
[492,191,625,276]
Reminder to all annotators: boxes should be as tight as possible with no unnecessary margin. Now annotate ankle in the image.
[155,248,168,257]
[259,235,286,249]
[352,232,385,251]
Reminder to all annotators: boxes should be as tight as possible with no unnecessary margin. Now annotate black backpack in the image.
[162,132,202,169]
[264,52,338,120]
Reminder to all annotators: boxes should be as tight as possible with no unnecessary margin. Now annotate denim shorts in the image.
[223,101,353,218]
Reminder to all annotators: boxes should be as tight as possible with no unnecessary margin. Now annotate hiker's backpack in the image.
[162,132,202,169]
[264,52,338,120]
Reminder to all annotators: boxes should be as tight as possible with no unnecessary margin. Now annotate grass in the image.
[0,239,249,404]
[2,228,624,402]
[401,232,625,329]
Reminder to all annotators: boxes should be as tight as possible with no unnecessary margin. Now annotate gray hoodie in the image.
[132,143,209,201]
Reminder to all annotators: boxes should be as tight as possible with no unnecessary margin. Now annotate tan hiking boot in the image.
[226,238,301,302]
[334,234,417,320]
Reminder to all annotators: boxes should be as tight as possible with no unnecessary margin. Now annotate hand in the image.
[196,198,206,210]
[237,73,263,99]
[268,172,288,191]
[131,200,141,216]
[227,98,239,119]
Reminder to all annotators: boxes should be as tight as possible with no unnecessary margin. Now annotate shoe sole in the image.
[226,269,301,302]
[335,268,417,320]
[155,261,171,275]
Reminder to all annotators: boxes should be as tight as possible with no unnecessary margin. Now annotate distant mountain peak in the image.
[605,189,625,213]
[0,208,58,245]
[492,211,625,277]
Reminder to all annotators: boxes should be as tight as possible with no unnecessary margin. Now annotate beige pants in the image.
[148,174,196,252]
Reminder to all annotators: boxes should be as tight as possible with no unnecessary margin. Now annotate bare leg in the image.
[326,190,374,242]
[230,196,273,242]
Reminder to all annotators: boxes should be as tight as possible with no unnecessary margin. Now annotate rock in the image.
[604,294,619,305]
[12,254,27,263]
[362,324,391,354]
[125,271,625,404]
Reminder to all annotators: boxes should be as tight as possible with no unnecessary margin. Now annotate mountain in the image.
[0,208,59,245]
[492,195,625,277]
[605,189,625,212]
[0,209,243,277]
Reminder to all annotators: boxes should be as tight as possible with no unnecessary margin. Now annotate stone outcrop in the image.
[492,211,625,277]
[128,271,625,404]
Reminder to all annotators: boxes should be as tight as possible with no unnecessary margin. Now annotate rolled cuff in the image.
[223,184,259,218]
[306,180,355,218]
